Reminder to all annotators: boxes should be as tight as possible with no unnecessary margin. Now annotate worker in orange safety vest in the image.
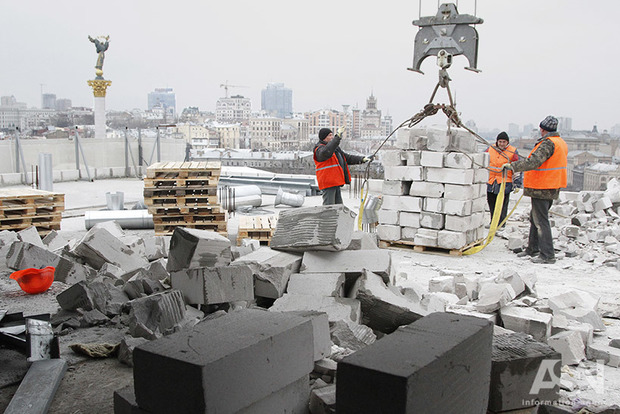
[486,131,522,227]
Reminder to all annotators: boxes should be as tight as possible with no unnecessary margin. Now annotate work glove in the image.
[362,155,375,163]
[337,126,346,137]
[501,163,513,171]
[513,187,521,194]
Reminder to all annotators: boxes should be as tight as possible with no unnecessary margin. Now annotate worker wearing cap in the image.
[486,131,521,227]
[503,115,568,264]
[314,127,373,205]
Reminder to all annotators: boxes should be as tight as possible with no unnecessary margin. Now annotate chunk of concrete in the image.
[475,282,516,313]
[443,200,473,216]
[444,152,474,169]
[586,343,620,367]
[413,228,439,247]
[309,384,336,414]
[378,209,399,225]
[336,312,493,414]
[425,292,461,312]
[300,250,391,281]
[489,333,561,412]
[284,310,331,362]
[346,231,379,250]
[350,270,427,334]
[399,212,420,228]
[443,183,478,200]
[133,309,315,414]
[270,204,356,252]
[0,230,20,266]
[500,305,552,342]
[547,331,586,365]
[57,280,129,317]
[72,227,149,272]
[429,276,455,294]
[171,265,254,305]
[330,320,377,352]
[548,290,605,331]
[376,224,400,242]
[496,269,526,297]
[17,226,45,248]
[287,272,345,297]
[437,230,467,250]
[419,212,444,229]
[126,290,187,340]
[445,212,484,232]
[270,293,361,324]
[143,235,169,261]
[166,227,231,272]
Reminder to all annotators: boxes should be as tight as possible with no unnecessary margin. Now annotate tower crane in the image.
[219,81,247,98]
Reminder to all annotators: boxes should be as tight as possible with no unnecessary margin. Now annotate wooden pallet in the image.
[236,215,278,246]
[147,205,223,216]
[0,188,64,234]
[143,177,220,188]
[152,214,227,225]
[146,161,222,179]
[143,195,219,207]
[143,187,218,198]
[0,188,65,208]
[379,239,464,256]
[154,222,227,236]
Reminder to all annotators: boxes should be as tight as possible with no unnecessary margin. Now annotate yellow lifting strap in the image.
[358,180,368,231]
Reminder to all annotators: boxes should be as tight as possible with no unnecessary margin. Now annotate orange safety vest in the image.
[488,144,518,184]
[314,146,349,190]
[524,135,568,189]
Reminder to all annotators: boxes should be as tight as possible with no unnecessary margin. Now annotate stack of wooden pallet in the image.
[144,161,227,236]
[0,188,65,235]
[236,215,278,246]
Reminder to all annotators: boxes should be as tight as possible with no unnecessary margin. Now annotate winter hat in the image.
[496,131,509,143]
[539,115,558,132]
[319,128,333,140]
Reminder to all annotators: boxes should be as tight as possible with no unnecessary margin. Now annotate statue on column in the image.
[88,35,110,78]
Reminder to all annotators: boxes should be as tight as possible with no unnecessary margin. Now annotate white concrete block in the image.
[270,294,361,324]
[426,126,450,151]
[472,196,487,213]
[395,127,427,150]
[437,230,467,250]
[444,184,477,200]
[414,228,438,247]
[300,250,391,280]
[429,276,456,294]
[548,290,605,331]
[473,168,488,184]
[403,150,421,166]
[384,166,424,181]
[409,182,445,198]
[496,269,526,297]
[547,331,586,366]
[377,225,401,242]
[594,196,613,212]
[287,272,345,297]
[474,152,490,168]
[420,212,444,229]
[444,152,473,169]
[423,198,443,213]
[475,282,516,313]
[420,151,444,168]
[382,180,410,196]
[426,167,474,185]
[378,209,399,225]
[381,150,406,167]
[400,196,423,213]
[401,227,418,240]
[500,305,552,342]
[445,212,484,232]
[425,292,460,312]
[400,212,420,228]
[443,200,473,216]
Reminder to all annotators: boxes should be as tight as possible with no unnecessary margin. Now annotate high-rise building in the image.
[42,93,56,109]
[55,99,72,111]
[147,88,176,117]
[557,117,572,133]
[261,83,293,118]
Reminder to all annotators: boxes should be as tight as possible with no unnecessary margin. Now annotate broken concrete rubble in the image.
[270,293,361,324]
[126,289,187,339]
[72,226,149,272]
[170,265,254,305]
[166,227,232,272]
[300,250,391,282]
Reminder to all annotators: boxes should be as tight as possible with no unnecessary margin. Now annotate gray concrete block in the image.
[547,330,586,365]
[384,166,423,181]
[113,385,149,414]
[548,290,605,331]
[423,197,443,213]
[350,270,427,334]
[586,343,620,367]
[426,167,474,185]
[270,204,356,252]
[476,282,516,313]
[395,127,427,150]
[443,183,478,200]
[73,227,149,272]
[381,180,410,196]
[399,212,420,228]
[419,211,444,229]
[377,209,399,226]
[17,226,45,248]
[401,226,418,241]
[300,250,391,280]
[336,312,493,414]
[403,150,421,166]
[489,333,561,412]
[41,230,71,252]
[382,195,422,213]
[346,231,379,250]
[420,150,444,167]
[0,230,19,270]
[445,212,484,232]
[238,375,310,414]
[437,230,467,249]
[444,199,473,216]
[166,227,231,272]
[284,310,331,362]
[170,265,254,305]
[133,309,314,414]
[376,224,400,242]
[380,149,406,167]
[127,290,187,340]
[232,247,302,299]
[413,228,438,247]
[444,152,474,169]
[287,272,345,297]
[500,305,552,342]
[121,258,169,282]
[409,181,444,198]
[270,293,361,324]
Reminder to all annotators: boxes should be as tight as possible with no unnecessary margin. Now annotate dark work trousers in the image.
[487,190,511,227]
[527,198,555,259]
[322,186,343,205]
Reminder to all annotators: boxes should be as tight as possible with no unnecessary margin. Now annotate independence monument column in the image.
[86,35,112,139]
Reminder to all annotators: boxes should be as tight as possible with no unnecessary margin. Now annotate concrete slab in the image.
[126,289,187,339]
[500,305,552,342]
[166,227,232,272]
[270,293,361,324]
[300,250,391,281]
[286,272,345,297]
[170,265,254,305]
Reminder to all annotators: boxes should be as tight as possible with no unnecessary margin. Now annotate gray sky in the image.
[1,0,618,133]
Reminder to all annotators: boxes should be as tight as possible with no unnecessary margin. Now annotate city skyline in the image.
[1,1,619,133]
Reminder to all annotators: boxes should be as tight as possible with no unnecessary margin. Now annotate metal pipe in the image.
[274,187,304,207]
[84,210,154,230]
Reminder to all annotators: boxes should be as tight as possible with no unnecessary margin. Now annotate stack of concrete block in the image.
[120,309,324,413]
[336,312,493,413]
[270,204,357,252]
[377,125,489,250]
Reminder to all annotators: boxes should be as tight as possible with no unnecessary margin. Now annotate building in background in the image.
[216,95,251,123]
[558,117,572,133]
[147,88,176,118]
[41,93,56,110]
[261,83,293,118]
[55,99,72,111]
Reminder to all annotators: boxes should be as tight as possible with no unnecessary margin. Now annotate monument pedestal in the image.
[87,79,112,139]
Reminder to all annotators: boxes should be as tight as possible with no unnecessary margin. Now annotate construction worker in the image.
[486,131,521,227]
[313,127,373,205]
[503,116,567,264]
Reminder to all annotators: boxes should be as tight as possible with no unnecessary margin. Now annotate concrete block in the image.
[496,269,526,297]
[346,231,379,250]
[594,196,613,212]
[548,290,605,331]
[381,180,410,196]
[449,128,478,153]
[17,226,45,248]
[423,197,443,213]
[126,290,187,340]
[42,230,71,252]
[166,227,231,272]
[500,305,552,342]
[472,196,486,213]
[473,167,488,183]
[443,199,473,216]
[378,209,399,225]
[239,375,310,414]
[0,230,19,269]
[282,310,331,362]
[384,166,423,181]
[91,220,125,239]
[476,282,516,313]
[409,181,444,198]
[381,195,422,213]
[121,258,169,282]
[300,250,391,280]
[552,317,594,347]
[444,152,473,169]
[586,343,620,367]
[270,293,361,324]
[171,265,254,305]
[350,270,427,334]
[117,337,150,368]
[143,235,169,261]
[395,127,427,150]
[402,150,421,166]
[73,227,149,272]
[376,224,400,242]
[420,150,444,167]
[399,227,416,240]
[445,212,484,232]
[425,126,451,151]
[399,212,420,228]
[336,312,493,414]
[419,212,444,229]
[309,384,336,414]
[426,167,474,185]
[270,204,356,252]
[443,183,477,200]
[547,331,586,365]
[414,228,438,247]
[232,247,302,299]
[133,309,314,414]
[429,276,455,294]
[425,292,460,312]
[437,230,467,250]
[380,149,406,167]
[287,272,345,297]
[489,333,561,412]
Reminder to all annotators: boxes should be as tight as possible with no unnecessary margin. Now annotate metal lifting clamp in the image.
[408,3,483,74]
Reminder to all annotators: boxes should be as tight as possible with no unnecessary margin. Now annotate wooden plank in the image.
[379,240,463,256]
[4,359,68,414]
